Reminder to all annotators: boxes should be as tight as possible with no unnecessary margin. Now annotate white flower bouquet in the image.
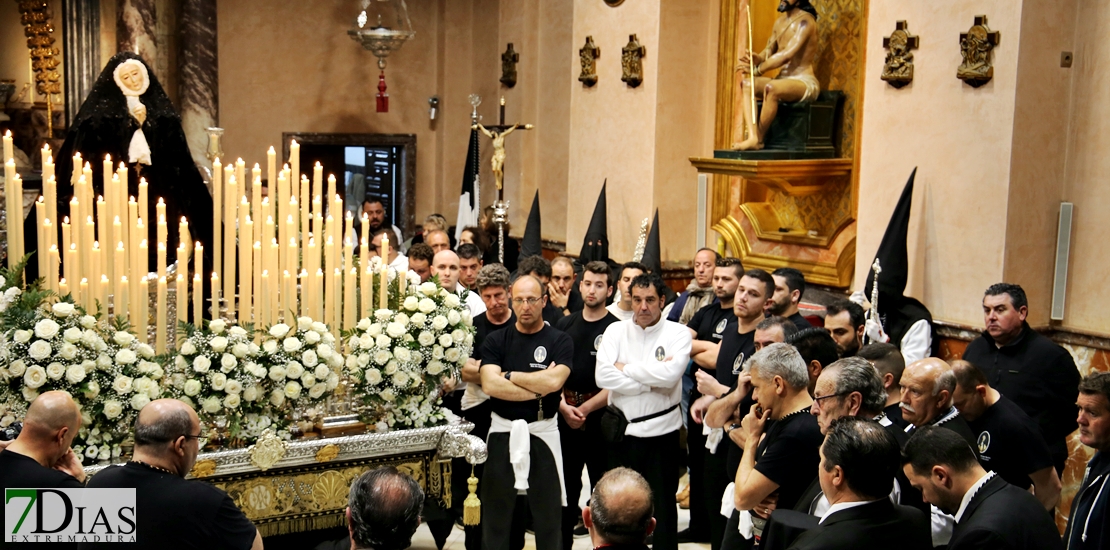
[345,278,475,428]
[165,319,267,445]
[257,317,342,416]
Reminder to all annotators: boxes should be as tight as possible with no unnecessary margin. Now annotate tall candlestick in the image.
[178,216,191,263]
[288,238,299,315]
[289,140,300,203]
[194,242,203,284]
[46,244,59,294]
[70,197,82,278]
[286,216,298,277]
[99,275,109,320]
[128,198,138,283]
[327,175,337,214]
[267,147,276,199]
[193,274,203,327]
[59,278,69,298]
[156,276,167,354]
[44,175,57,247]
[137,275,149,343]
[79,278,89,312]
[211,157,222,287]
[235,158,246,201]
[102,154,113,198]
[90,241,101,310]
[95,195,107,250]
[381,234,390,266]
[312,162,323,219]
[399,268,407,295]
[379,260,388,311]
[269,238,281,317]
[277,172,288,272]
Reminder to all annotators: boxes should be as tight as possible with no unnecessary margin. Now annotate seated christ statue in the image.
[733,0,820,151]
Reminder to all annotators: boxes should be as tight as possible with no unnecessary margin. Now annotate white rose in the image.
[83,380,100,399]
[326,373,340,390]
[345,354,360,370]
[285,362,304,380]
[243,385,260,402]
[297,317,313,331]
[263,340,279,354]
[300,331,320,347]
[269,323,290,338]
[209,319,227,333]
[24,366,47,389]
[268,365,287,381]
[22,387,39,402]
[224,393,241,409]
[63,327,83,342]
[269,389,286,407]
[301,373,317,389]
[27,341,54,364]
[383,362,398,375]
[373,350,392,365]
[180,341,197,355]
[427,361,445,375]
[403,296,419,311]
[45,362,66,380]
[418,298,437,314]
[96,354,112,369]
[221,354,238,371]
[81,360,97,374]
[52,302,76,317]
[183,379,202,396]
[420,282,438,296]
[202,396,222,414]
[210,373,227,390]
[317,344,333,359]
[309,383,327,399]
[284,381,302,399]
[374,309,392,321]
[392,371,410,386]
[229,326,248,337]
[57,343,78,360]
[34,319,61,339]
[311,322,328,334]
[366,323,383,337]
[445,348,461,363]
[65,364,86,384]
[175,355,187,369]
[210,336,229,352]
[394,313,410,327]
[380,389,396,402]
[14,330,33,344]
[193,356,211,373]
[314,365,331,380]
[432,315,449,331]
[224,379,243,394]
[80,315,96,329]
[232,343,250,358]
[356,318,372,331]
[115,349,137,364]
[385,322,405,339]
[394,347,411,363]
[81,330,100,348]
[130,393,150,411]
[248,343,261,355]
[328,353,343,369]
[112,331,134,346]
[358,353,371,367]
[439,334,454,347]
[137,344,155,359]
[445,293,462,308]
[364,368,382,384]
[102,399,124,419]
[97,446,111,461]
[112,375,133,394]
[409,312,427,326]
[432,346,444,359]
[283,337,302,353]
[447,310,462,325]
[178,396,195,409]
[299,350,318,368]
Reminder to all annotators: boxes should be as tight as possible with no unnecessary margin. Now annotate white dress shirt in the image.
[819,498,884,524]
[595,318,692,438]
[606,303,634,321]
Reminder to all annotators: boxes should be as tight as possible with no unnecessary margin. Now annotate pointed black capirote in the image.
[520,190,542,258]
[641,209,662,274]
[864,167,916,299]
[579,180,609,263]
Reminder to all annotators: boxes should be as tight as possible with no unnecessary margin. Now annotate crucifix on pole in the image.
[473,96,533,263]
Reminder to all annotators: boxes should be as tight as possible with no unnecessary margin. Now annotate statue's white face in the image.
[119,65,145,92]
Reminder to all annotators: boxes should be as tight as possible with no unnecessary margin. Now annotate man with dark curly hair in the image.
[345,467,424,550]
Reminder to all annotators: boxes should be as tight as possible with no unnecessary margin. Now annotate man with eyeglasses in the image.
[81,399,262,550]
[596,273,692,550]
[479,275,574,550]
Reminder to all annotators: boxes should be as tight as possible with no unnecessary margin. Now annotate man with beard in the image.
[733,0,821,151]
[555,261,619,549]
[961,283,1080,474]
[548,256,585,317]
[668,249,721,325]
[361,196,403,244]
[901,427,1062,550]
[767,268,813,331]
[823,299,864,358]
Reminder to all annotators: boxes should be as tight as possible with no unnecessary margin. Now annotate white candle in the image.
[156,276,167,353]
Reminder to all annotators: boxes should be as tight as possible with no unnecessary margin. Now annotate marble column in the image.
[116,0,157,60]
[179,0,218,173]
[63,0,101,126]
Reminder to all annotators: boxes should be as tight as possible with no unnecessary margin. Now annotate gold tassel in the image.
[463,465,481,525]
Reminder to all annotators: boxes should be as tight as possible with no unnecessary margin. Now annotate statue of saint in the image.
[579,36,600,87]
[473,123,532,190]
[733,0,820,151]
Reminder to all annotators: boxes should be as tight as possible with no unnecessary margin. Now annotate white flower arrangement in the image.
[257,317,342,415]
[345,274,474,428]
[165,320,267,444]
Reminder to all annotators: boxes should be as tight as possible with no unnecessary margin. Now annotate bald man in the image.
[434,249,485,317]
[584,468,656,550]
[82,399,262,550]
[0,391,86,496]
[899,358,978,450]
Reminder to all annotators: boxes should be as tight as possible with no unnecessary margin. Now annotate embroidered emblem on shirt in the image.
[594,335,603,350]
[534,346,548,363]
[732,352,746,375]
[716,319,728,335]
[655,346,666,361]
[977,431,991,454]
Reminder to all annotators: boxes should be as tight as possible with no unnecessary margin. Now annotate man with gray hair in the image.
[82,399,261,550]
[723,343,823,549]
[899,358,977,449]
[345,467,424,550]
[584,467,656,550]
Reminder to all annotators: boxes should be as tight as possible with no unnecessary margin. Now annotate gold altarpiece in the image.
[692,0,868,287]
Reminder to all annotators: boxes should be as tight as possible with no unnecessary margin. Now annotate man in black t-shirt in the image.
[951,360,1060,510]
[81,399,259,550]
[725,343,823,550]
[479,275,574,550]
[518,255,566,324]
[1,392,86,549]
[767,268,813,331]
[682,258,742,544]
[554,261,618,550]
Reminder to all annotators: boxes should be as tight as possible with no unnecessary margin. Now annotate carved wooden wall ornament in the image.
[621,34,646,88]
[579,36,600,86]
[500,43,519,88]
[957,15,999,88]
[881,21,919,89]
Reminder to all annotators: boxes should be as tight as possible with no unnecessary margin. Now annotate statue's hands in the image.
[737,52,764,74]
[132,104,147,125]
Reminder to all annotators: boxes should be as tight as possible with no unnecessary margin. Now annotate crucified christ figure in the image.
[733,0,820,151]
[474,122,533,189]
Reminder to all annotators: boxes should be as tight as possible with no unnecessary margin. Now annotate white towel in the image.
[489,412,567,506]
[720,482,753,540]
[704,423,723,454]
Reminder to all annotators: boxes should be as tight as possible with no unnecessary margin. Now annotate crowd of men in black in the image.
[3,241,1110,550]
